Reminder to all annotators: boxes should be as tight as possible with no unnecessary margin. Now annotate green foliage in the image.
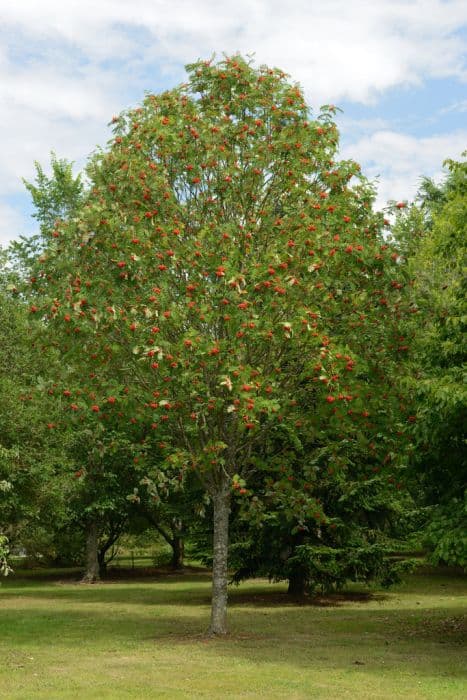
[23,153,84,235]
[423,495,467,568]
[291,545,416,593]
[0,260,72,561]
[23,56,409,495]
[391,155,467,567]
[210,394,413,593]
[15,56,417,623]
[0,536,12,576]
[228,476,412,595]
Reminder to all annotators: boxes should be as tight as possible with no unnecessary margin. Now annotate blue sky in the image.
[0,0,465,246]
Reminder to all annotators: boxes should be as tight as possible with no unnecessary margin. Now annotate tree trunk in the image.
[208,483,231,636]
[141,511,184,570]
[287,569,307,596]
[97,519,126,578]
[81,519,100,583]
[98,550,107,578]
[170,527,184,571]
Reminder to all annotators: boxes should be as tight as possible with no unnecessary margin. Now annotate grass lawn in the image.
[0,566,465,699]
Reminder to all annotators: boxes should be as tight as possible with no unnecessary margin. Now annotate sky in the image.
[0,0,466,246]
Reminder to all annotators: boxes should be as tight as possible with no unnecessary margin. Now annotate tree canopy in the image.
[392,155,466,567]
[9,55,433,631]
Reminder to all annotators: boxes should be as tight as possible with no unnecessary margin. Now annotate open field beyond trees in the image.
[0,567,465,699]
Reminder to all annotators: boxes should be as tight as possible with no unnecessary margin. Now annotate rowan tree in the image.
[25,56,410,634]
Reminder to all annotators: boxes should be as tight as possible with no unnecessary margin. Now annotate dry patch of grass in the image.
[0,568,465,699]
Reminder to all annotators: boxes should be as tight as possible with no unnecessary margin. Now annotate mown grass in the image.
[0,566,465,699]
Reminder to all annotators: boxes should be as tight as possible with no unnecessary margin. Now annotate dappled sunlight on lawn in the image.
[0,569,465,700]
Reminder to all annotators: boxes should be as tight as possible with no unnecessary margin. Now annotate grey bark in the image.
[208,481,231,635]
[81,519,100,583]
[170,519,185,570]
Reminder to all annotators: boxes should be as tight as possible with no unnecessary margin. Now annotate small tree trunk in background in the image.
[208,481,231,636]
[287,569,307,596]
[81,519,100,583]
[286,532,307,596]
[98,549,107,578]
[170,519,184,570]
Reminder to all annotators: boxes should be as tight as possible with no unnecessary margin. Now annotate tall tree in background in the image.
[392,156,466,567]
[0,250,71,566]
[22,56,410,634]
[23,154,84,240]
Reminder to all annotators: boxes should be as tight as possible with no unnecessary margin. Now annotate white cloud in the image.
[0,0,466,244]
[342,129,467,208]
[0,100,110,195]
[439,99,467,115]
[1,64,115,121]
[2,1,466,102]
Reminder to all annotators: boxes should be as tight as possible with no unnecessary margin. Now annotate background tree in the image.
[22,154,84,250]
[194,372,414,596]
[0,250,71,565]
[391,156,466,567]
[136,468,205,571]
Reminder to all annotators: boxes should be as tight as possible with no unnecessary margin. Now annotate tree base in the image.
[287,572,307,597]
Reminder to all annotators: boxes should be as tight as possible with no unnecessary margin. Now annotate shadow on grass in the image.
[7,565,209,584]
[0,578,389,609]
[1,594,465,681]
[228,589,390,607]
[1,568,465,610]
